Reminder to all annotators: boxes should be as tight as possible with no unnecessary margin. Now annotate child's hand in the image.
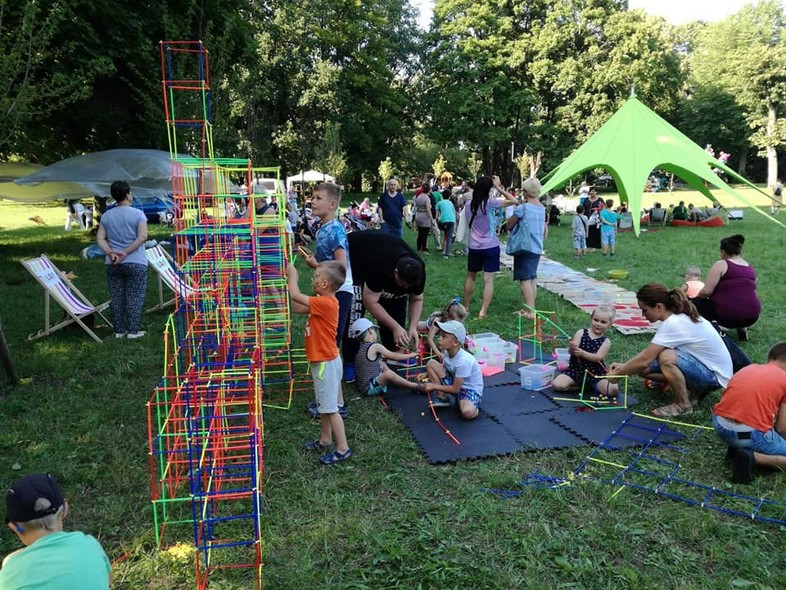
[408,352,419,359]
[425,383,436,393]
[285,264,298,280]
[298,245,312,258]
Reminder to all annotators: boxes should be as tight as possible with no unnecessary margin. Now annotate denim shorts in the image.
[439,375,481,408]
[647,349,720,393]
[601,227,616,246]
[467,246,500,273]
[513,251,540,281]
[712,414,786,456]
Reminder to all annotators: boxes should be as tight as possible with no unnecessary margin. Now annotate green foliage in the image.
[686,0,786,181]
[378,156,395,183]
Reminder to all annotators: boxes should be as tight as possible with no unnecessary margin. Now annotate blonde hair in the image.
[685,266,701,279]
[318,260,346,290]
[592,304,616,321]
[441,299,467,322]
[22,498,63,532]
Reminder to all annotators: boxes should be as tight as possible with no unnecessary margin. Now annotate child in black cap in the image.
[1,473,111,589]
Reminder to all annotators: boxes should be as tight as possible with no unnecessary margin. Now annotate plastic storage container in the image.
[467,332,501,354]
[482,340,518,364]
[553,348,570,371]
[519,364,556,391]
[484,350,507,371]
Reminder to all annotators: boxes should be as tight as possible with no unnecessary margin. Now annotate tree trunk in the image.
[737,146,748,177]
[767,102,778,188]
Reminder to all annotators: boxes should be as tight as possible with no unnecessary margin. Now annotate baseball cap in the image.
[5,473,64,524]
[349,317,378,339]
[435,320,466,344]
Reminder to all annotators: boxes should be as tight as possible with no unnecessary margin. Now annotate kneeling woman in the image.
[608,284,733,417]
[693,234,760,340]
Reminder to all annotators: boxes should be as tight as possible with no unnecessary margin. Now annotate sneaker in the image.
[732,448,755,484]
[338,403,349,419]
[343,364,356,383]
[303,439,332,453]
[319,448,352,465]
[114,333,127,339]
[443,255,449,259]
[127,331,146,339]
[430,396,451,408]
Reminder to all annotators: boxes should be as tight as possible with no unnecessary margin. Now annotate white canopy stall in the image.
[285,169,335,186]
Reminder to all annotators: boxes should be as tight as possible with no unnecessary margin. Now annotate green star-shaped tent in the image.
[540,95,784,235]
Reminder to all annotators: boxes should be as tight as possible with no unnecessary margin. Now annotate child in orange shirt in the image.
[286,260,351,465]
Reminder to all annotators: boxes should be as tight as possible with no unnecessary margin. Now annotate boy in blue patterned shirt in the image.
[300,183,354,418]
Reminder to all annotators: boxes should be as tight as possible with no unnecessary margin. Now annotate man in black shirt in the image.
[347,231,426,354]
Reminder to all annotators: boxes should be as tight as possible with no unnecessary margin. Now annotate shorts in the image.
[601,227,616,246]
[572,235,586,250]
[439,375,481,408]
[647,349,720,394]
[467,246,500,273]
[365,376,387,396]
[311,356,343,414]
[712,415,786,456]
[513,251,540,281]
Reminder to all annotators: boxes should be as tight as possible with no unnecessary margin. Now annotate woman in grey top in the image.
[96,181,149,339]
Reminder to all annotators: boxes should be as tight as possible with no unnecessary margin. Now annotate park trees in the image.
[422,0,684,184]
[685,0,786,185]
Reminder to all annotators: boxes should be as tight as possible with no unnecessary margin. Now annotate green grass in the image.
[1,195,786,589]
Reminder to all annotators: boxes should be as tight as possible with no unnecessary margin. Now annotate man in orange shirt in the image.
[712,342,786,483]
[286,260,351,465]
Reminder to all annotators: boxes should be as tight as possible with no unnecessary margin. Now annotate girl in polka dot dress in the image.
[552,305,618,400]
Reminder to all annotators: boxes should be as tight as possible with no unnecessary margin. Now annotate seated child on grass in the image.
[286,260,351,465]
[552,304,618,401]
[350,317,424,396]
[682,266,704,299]
[417,297,468,360]
[424,320,483,420]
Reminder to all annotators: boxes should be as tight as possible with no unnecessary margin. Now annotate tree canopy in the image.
[1,0,783,186]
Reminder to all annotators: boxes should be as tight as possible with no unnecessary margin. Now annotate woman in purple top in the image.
[694,234,760,340]
[461,175,519,319]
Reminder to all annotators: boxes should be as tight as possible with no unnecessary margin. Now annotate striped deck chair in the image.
[145,244,196,312]
[21,254,112,343]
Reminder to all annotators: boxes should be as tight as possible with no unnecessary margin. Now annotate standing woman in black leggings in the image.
[413,183,433,253]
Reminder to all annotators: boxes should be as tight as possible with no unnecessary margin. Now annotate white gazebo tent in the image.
[285,170,335,187]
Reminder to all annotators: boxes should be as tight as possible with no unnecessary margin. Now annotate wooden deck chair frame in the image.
[21,254,112,343]
[145,244,196,312]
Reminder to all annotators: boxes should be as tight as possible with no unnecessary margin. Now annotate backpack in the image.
[711,321,752,374]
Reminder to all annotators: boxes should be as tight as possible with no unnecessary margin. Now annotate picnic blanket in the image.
[500,251,657,335]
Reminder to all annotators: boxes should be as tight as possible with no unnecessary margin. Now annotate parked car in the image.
[593,174,616,192]
[106,194,174,224]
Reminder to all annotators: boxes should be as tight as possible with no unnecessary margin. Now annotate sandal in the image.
[513,309,535,319]
[319,448,353,465]
[651,403,693,418]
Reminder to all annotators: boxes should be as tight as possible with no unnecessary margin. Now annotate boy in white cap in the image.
[424,320,484,420]
[1,473,111,589]
[350,317,424,396]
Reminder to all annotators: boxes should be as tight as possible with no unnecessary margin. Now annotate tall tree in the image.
[688,0,786,185]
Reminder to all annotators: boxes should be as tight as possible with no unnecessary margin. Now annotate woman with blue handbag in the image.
[506,177,547,317]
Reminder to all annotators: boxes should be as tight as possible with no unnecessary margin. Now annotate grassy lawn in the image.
[1,191,786,589]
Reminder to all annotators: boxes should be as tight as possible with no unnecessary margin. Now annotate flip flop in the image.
[652,403,693,418]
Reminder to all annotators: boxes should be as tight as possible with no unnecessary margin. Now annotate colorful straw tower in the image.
[147,40,302,589]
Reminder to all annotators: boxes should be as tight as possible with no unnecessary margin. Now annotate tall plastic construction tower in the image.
[146,40,307,589]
